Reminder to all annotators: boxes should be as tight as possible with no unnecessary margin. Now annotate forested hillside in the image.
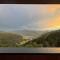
[22,30,60,47]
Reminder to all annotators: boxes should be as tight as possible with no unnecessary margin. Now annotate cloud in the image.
[0,4,60,31]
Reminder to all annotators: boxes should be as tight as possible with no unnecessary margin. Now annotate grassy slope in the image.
[0,32,23,47]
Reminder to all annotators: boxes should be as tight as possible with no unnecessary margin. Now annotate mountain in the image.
[0,32,24,47]
[21,29,60,47]
[11,29,48,39]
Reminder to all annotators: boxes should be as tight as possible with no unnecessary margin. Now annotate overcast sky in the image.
[0,4,60,31]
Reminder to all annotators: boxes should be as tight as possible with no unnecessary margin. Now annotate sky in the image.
[0,4,60,31]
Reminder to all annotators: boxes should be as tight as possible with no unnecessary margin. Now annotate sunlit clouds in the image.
[26,4,60,30]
